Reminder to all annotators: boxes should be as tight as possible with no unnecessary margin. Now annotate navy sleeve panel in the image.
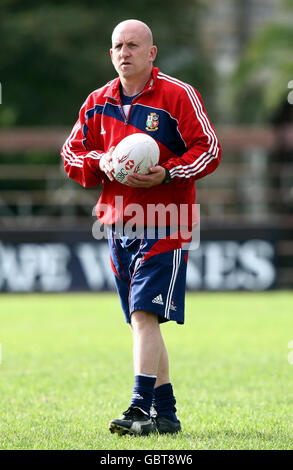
[88,102,187,157]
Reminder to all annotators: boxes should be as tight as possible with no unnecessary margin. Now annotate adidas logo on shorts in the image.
[152,294,164,305]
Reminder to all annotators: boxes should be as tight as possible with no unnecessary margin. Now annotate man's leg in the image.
[131,310,163,376]
[109,310,160,435]
[153,336,181,433]
[155,340,170,387]
[131,311,181,433]
[129,310,162,417]
[109,310,181,434]
[128,312,169,385]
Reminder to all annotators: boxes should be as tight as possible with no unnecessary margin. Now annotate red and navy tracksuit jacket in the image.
[61,66,221,227]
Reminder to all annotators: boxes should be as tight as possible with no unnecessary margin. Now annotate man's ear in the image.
[150,45,157,62]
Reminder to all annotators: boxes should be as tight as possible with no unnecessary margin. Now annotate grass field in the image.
[0,291,292,450]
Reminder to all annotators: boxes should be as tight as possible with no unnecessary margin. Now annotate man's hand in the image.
[99,147,115,181]
[126,166,166,188]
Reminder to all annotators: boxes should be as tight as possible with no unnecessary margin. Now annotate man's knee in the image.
[131,310,159,330]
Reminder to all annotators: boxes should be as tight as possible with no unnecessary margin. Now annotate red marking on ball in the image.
[125,160,135,170]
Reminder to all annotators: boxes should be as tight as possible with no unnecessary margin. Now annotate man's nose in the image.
[120,44,130,56]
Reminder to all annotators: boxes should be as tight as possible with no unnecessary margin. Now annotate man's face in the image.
[110,25,157,80]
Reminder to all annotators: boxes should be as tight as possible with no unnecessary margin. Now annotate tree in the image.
[231,0,293,124]
[0,0,214,126]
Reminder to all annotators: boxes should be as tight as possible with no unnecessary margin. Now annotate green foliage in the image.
[231,16,293,123]
[0,0,214,126]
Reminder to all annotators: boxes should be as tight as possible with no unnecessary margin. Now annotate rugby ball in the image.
[112,133,160,184]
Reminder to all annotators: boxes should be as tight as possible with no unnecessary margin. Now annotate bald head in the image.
[111,19,153,47]
[110,19,157,90]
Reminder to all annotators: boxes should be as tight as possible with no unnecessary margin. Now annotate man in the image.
[61,19,221,435]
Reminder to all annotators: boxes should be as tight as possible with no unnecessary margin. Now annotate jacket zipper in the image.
[104,96,126,123]
[123,88,152,125]
[105,85,153,126]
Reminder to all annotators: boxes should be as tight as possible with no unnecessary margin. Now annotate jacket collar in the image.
[104,66,159,100]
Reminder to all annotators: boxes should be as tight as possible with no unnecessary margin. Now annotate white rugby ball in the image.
[112,133,160,184]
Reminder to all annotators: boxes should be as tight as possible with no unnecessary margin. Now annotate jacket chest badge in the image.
[146,112,159,131]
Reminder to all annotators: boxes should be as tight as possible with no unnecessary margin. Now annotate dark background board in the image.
[0,226,287,292]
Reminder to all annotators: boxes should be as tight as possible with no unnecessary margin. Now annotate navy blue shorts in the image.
[108,226,188,324]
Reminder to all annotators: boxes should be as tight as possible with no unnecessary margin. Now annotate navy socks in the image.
[153,382,179,423]
[130,377,179,422]
[131,374,156,415]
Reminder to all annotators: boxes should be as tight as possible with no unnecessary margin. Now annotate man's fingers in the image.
[126,176,153,187]
[105,171,114,181]
[127,173,149,182]
[108,146,115,157]
[105,163,113,173]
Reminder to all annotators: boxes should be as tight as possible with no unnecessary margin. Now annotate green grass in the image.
[0,292,292,450]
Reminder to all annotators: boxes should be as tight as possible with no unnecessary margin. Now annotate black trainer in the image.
[155,416,182,434]
[109,406,156,436]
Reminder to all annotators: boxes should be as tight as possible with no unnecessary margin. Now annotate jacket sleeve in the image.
[162,87,221,181]
[60,93,105,188]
